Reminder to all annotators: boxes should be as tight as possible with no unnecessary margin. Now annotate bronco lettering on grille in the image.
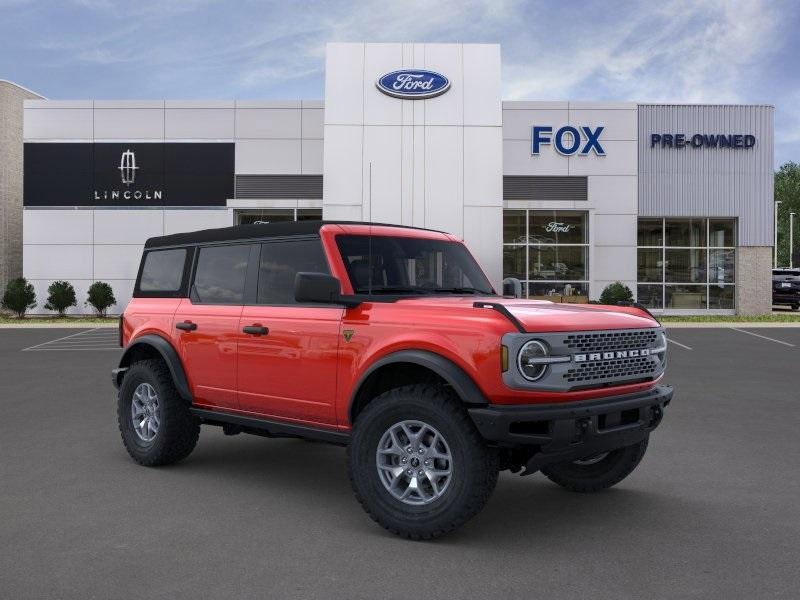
[574,348,651,362]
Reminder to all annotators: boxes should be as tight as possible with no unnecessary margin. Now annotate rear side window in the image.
[139,249,187,292]
[192,244,251,304]
[258,239,330,304]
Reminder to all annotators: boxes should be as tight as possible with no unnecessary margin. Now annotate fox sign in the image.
[532,125,605,156]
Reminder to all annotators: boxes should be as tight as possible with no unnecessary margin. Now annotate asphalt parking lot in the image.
[1,327,799,599]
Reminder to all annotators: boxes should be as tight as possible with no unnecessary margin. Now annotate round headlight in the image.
[517,340,549,381]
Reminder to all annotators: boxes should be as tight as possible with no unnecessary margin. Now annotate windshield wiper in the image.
[356,286,434,295]
[431,287,494,295]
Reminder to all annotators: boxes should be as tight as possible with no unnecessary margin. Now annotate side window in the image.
[192,244,251,304]
[258,239,330,304]
[139,248,187,293]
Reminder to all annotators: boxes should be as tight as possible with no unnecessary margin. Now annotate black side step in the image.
[190,408,350,446]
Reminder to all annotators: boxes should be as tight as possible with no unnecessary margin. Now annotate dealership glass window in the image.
[636,218,736,310]
[139,248,187,292]
[257,239,330,305]
[236,208,322,225]
[503,210,589,298]
[192,244,251,304]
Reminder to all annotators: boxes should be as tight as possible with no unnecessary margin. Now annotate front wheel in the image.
[540,437,649,493]
[348,384,498,540]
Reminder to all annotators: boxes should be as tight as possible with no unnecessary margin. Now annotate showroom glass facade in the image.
[235,208,322,225]
[503,210,589,299]
[637,218,736,311]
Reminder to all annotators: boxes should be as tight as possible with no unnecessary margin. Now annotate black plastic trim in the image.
[114,334,192,402]
[473,301,526,332]
[350,349,488,422]
[468,384,672,473]
[190,408,349,445]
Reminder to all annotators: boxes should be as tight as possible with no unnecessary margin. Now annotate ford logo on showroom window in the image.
[376,70,450,99]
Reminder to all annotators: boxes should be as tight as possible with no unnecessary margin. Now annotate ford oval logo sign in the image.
[376,70,450,99]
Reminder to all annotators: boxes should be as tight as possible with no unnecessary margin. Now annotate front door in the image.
[236,237,342,426]
[172,243,255,410]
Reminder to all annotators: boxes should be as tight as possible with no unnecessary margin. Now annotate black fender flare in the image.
[349,350,488,421]
[115,334,192,402]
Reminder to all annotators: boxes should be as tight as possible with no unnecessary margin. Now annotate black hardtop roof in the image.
[143,220,446,249]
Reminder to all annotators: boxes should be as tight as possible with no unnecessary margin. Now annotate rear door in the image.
[172,243,256,410]
[237,237,343,426]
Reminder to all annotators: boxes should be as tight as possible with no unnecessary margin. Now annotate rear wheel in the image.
[117,359,200,466]
[540,437,649,493]
[348,384,498,540]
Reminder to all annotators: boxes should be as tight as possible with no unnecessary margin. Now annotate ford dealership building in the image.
[4,43,774,314]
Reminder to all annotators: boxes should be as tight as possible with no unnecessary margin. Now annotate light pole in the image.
[791,213,796,269]
[774,200,782,267]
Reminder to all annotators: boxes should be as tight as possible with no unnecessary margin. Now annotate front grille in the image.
[564,356,656,384]
[563,330,659,353]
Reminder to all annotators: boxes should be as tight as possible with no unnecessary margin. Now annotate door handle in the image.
[242,325,269,336]
[176,321,198,332]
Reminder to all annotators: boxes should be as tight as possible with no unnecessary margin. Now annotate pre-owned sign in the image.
[649,133,756,149]
[23,142,234,207]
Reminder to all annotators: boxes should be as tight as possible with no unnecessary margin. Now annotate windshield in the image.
[336,235,494,295]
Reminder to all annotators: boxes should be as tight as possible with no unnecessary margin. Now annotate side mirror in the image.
[295,272,361,307]
[502,277,523,298]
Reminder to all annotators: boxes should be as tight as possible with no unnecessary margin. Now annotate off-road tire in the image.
[541,436,649,493]
[117,358,200,466]
[348,384,498,540]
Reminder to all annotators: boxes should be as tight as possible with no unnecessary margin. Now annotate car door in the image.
[237,236,343,426]
[172,243,256,411]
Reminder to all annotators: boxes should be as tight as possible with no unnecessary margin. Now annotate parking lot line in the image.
[729,327,796,347]
[21,328,120,352]
[666,338,693,350]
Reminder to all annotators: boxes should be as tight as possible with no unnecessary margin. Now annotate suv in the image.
[113,221,672,539]
[772,268,800,310]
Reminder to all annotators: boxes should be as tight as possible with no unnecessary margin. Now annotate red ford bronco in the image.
[113,221,671,539]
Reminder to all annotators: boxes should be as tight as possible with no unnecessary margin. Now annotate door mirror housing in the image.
[502,277,523,298]
[295,272,361,307]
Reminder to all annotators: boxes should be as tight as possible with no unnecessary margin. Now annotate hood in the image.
[394,296,659,332]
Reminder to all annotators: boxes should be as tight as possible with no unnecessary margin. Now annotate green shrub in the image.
[86,282,116,317]
[1,277,37,318]
[44,280,77,316]
[599,281,634,305]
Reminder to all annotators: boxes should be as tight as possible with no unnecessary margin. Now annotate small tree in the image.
[44,280,77,317]
[1,277,37,318]
[599,281,634,305]
[86,282,116,317]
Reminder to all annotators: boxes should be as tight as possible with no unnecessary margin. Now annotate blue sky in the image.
[2,0,798,166]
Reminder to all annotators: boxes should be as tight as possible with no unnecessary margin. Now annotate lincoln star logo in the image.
[574,349,651,362]
[342,329,355,342]
[118,149,138,186]
[376,70,450,99]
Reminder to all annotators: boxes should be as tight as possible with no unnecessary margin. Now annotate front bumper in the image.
[468,384,672,474]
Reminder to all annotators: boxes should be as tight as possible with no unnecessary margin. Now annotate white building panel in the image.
[301,108,324,139]
[93,108,164,140]
[464,206,503,285]
[324,43,364,125]
[591,245,637,283]
[93,244,143,280]
[363,126,402,223]
[165,108,235,139]
[235,108,302,139]
[93,209,163,244]
[163,209,231,235]
[24,244,93,280]
[422,44,463,126]
[24,108,93,140]
[568,140,637,176]
[23,210,92,244]
[502,108,570,141]
[464,127,503,207]
[321,126,362,205]
[568,108,637,141]
[463,44,502,126]
[424,126,463,237]
[235,139,301,174]
[363,43,404,125]
[587,176,638,215]
[503,139,568,175]
[301,139,324,174]
[593,214,637,247]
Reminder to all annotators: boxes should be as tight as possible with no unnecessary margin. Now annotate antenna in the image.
[368,161,373,295]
